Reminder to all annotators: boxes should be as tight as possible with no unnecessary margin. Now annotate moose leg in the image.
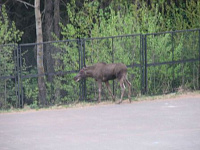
[97,81,102,103]
[105,81,115,102]
[125,78,132,103]
[118,78,126,104]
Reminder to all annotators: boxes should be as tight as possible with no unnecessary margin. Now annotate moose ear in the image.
[80,69,86,74]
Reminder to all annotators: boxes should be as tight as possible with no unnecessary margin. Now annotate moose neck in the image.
[85,66,95,78]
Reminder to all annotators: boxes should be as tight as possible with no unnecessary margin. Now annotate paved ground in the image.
[0,95,200,150]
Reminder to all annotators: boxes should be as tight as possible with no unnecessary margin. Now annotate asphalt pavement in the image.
[0,96,200,150]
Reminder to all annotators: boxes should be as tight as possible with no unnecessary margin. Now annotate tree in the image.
[35,0,47,105]
[43,0,61,102]
[44,0,54,82]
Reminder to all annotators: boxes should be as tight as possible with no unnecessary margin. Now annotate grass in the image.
[1,90,200,114]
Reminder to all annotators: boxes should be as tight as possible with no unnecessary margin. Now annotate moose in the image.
[74,62,131,104]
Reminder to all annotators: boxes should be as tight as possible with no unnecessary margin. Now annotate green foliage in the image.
[146,30,199,94]
[0,5,23,109]
[0,5,23,44]
[0,78,16,109]
[23,77,38,103]
[49,41,80,103]
[29,100,39,109]
[0,45,19,109]
[55,0,200,99]
[59,0,200,37]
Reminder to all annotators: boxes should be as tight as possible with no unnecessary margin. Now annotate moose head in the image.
[73,68,87,82]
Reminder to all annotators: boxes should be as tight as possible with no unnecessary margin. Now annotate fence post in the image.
[83,39,87,101]
[19,45,23,108]
[79,39,83,101]
[16,45,23,108]
[79,39,86,101]
[199,30,200,90]
[112,37,115,96]
[140,34,143,94]
[140,34,147,95]
[144,35,147,94]
[14,45,18,107]
[140,34,144,95]
[171,32,175,92]
[78,39,81,101]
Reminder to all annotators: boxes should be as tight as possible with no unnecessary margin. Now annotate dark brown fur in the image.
[74,62,131,103]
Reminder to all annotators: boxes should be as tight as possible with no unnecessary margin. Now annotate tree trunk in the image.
[53,0,61,101]
[54,0,60,38]
[44,0,54,82]
[35,0,47,106]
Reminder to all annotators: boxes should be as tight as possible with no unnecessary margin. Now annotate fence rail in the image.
[0,29,200,108]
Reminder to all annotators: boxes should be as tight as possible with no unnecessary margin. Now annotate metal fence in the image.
[144,29,200,94]
[0,29,200,108]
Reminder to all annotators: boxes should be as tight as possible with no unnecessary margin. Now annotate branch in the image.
[16,0,35,8]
